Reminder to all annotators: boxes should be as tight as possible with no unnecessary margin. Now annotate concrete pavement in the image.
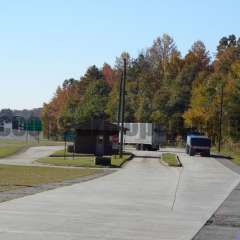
[0,149,239,239]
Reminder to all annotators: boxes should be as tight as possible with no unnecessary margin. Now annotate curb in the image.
[119,153,135,168]
[176,155,183,167]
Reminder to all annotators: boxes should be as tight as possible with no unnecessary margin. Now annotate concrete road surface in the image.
[0,149,239,239]
[193,155,240,240]
[0,146,63,165]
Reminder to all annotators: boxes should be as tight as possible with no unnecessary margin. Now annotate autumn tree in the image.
[42,33,240,144]
[75,79,110,123]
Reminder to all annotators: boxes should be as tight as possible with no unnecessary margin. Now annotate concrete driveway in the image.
[0,149,239,239]
[0,146,63,165]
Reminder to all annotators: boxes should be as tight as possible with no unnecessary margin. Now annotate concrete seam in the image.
[171,156,184,211]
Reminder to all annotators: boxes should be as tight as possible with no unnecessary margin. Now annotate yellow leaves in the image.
[231,60,240,78]
[183,106,207,127]
[190,83,208,107]
[225,78,236,94]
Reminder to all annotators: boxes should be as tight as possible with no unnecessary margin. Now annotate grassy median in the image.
[161,153,179,167]
[0,164,101,192]
[37,152,131,168]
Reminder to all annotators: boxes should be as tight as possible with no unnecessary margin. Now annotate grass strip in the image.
[212,146,240,165]
[161,153,180,167]
[37,154,131,168]
[0,164,101,192]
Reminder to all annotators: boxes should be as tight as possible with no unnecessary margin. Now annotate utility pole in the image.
[218,84,224,153]
[119,58,127,158]
[117,72,123,128]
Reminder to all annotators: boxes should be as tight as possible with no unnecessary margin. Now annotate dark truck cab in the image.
[186,135,211,157]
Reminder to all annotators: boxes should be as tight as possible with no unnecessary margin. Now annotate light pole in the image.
[117,72,123,128]
[218,83,224,153]
[119,58,127,158]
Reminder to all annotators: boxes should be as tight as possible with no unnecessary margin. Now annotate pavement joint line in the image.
[158,152,183,211]
[171,160,184,211]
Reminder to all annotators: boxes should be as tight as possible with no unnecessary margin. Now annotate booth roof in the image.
[75,120,121,132]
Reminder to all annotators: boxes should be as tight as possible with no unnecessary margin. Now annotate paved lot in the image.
[0,149,239,239]
[0,146,63,165]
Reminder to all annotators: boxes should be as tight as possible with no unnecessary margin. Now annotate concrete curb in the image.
[119,153,135,168]
[176,155,183,167]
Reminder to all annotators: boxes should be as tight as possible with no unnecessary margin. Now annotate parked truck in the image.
[186,135,211,156]
[123,123,166,150]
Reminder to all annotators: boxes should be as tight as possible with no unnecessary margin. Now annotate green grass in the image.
[0,139,64,158]
[0,164,101,192]
[161,153,179,167]
[0,140,28,158]
[37,154,131,168]
[111,154,131,167]
[228,152,240,165]
[212,146,240,165]
[50,149,91,157]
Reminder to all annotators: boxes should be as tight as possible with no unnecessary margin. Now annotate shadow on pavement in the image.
[211,153,232,160]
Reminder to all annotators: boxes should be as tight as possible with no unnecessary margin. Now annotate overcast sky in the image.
[0,0,239,109]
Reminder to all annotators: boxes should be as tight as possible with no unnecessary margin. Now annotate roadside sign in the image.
[64,131,76,142]
[27,117,42,132]
[111,134,119,150]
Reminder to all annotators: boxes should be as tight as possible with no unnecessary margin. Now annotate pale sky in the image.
[0,0,239,109]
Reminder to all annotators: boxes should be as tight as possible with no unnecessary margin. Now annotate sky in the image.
[0,0,239,110]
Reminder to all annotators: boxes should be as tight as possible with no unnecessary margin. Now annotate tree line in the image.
[42,34,240,144]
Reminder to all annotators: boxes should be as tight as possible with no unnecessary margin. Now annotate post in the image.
[38,131,40,144]
[120,58,127,158]
[72,142,75,160]
[117,72,123,128]
[218,84,223,153]
[48,122,50,140]
[26,119,28,144]
[64,139,67,160]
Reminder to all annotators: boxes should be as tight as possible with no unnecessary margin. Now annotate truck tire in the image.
[189,148,195,156]
[186,146,189,154]
[202,150,210,157]
[136,144,140,150]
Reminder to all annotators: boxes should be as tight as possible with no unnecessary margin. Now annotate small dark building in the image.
[74,120,120,155]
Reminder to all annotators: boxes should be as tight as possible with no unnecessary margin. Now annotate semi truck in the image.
[186,135,211,156]
[123,123,166,150]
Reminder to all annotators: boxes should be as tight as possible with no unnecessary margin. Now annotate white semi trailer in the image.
[123,123,166,150]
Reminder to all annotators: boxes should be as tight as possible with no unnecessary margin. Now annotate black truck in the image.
[186,135,211,157]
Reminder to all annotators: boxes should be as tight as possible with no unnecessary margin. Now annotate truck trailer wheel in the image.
[136,144,141,150]
[189,148,195,156]
[202,150,210,157]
